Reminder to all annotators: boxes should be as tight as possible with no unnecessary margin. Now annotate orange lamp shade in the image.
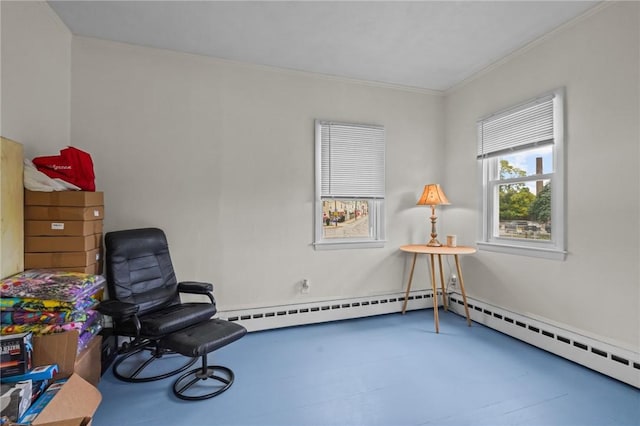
[416,184,450,206]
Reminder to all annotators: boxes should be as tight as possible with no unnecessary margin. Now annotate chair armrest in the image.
[178,281,214,294]
[97,299,139,319]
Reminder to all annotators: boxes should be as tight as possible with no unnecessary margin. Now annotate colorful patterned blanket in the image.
[0,308,96,325]
[0,270,104,302]
[78,323,102,352]
[0,270,104,337]
[0,297,97,313]
[0,310,99,336]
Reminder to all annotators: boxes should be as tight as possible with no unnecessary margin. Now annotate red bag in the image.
[32,146,96,191]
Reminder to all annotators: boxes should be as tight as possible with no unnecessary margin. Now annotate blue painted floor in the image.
[93,310,639,426]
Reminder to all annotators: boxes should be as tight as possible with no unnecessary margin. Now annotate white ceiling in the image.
[48,1,599,92]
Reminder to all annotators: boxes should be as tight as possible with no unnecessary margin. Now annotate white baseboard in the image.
[217,289,639,388]
[446,292,640,389]
[218,289,437,331]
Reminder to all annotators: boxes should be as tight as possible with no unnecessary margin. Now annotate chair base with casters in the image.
[112,339,198,383]
[99,298,216,383]
[160,318,247,400]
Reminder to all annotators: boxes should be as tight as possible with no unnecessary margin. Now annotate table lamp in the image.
[416,184,450,247]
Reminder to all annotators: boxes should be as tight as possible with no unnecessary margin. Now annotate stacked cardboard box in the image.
[24,191,104,275]
[0,331,103,424]
[2,332,102,425]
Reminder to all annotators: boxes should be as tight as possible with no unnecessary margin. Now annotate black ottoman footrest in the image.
[160,318,247,401]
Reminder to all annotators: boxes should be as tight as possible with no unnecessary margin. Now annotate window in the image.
[314,120,385,249]
[477,89,566,260]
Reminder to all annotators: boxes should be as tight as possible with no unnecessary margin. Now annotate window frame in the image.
[314,120,386,250]
[477,89,567,260]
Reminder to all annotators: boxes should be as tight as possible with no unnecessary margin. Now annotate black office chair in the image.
[97,228,218,382]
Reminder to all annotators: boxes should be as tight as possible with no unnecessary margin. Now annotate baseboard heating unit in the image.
[447,292,640,389]
[218,289,638,388]
[218,289,435,332]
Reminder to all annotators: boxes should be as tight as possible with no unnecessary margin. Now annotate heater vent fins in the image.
[448,294,639,388]
[612,355,629,366]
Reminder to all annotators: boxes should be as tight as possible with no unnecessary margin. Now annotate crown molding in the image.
[444,2,612,96]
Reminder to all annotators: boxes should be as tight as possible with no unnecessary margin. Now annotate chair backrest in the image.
[105,228,181,315]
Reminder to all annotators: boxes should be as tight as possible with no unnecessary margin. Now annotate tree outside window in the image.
[478,89,565,259]
[497,157,551,241]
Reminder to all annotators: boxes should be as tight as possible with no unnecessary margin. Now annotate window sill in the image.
[477,241,566,260]
[313,240,386,250]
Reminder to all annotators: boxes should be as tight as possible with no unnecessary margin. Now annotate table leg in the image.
[430,253,439,333]
[401,253,418,314]
[454,254,472,326]
[437,254,447,311]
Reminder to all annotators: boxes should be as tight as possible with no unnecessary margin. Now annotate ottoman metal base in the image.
[173,355,235,400]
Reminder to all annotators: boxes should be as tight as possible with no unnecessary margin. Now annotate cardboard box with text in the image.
[25,220,103,237]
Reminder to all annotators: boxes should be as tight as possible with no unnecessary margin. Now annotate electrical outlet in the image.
[449,274,457,287]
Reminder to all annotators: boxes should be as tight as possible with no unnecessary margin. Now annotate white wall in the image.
[0,1,71,156]
[5,0,637,352]
[70,37,445,310]
[444,2,639,350]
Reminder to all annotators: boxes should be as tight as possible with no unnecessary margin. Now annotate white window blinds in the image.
[477,94,555,159]
[319,121,385,199]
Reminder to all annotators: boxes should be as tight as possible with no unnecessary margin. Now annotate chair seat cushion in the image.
[118,303,217,337]
[161,319,247,357]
